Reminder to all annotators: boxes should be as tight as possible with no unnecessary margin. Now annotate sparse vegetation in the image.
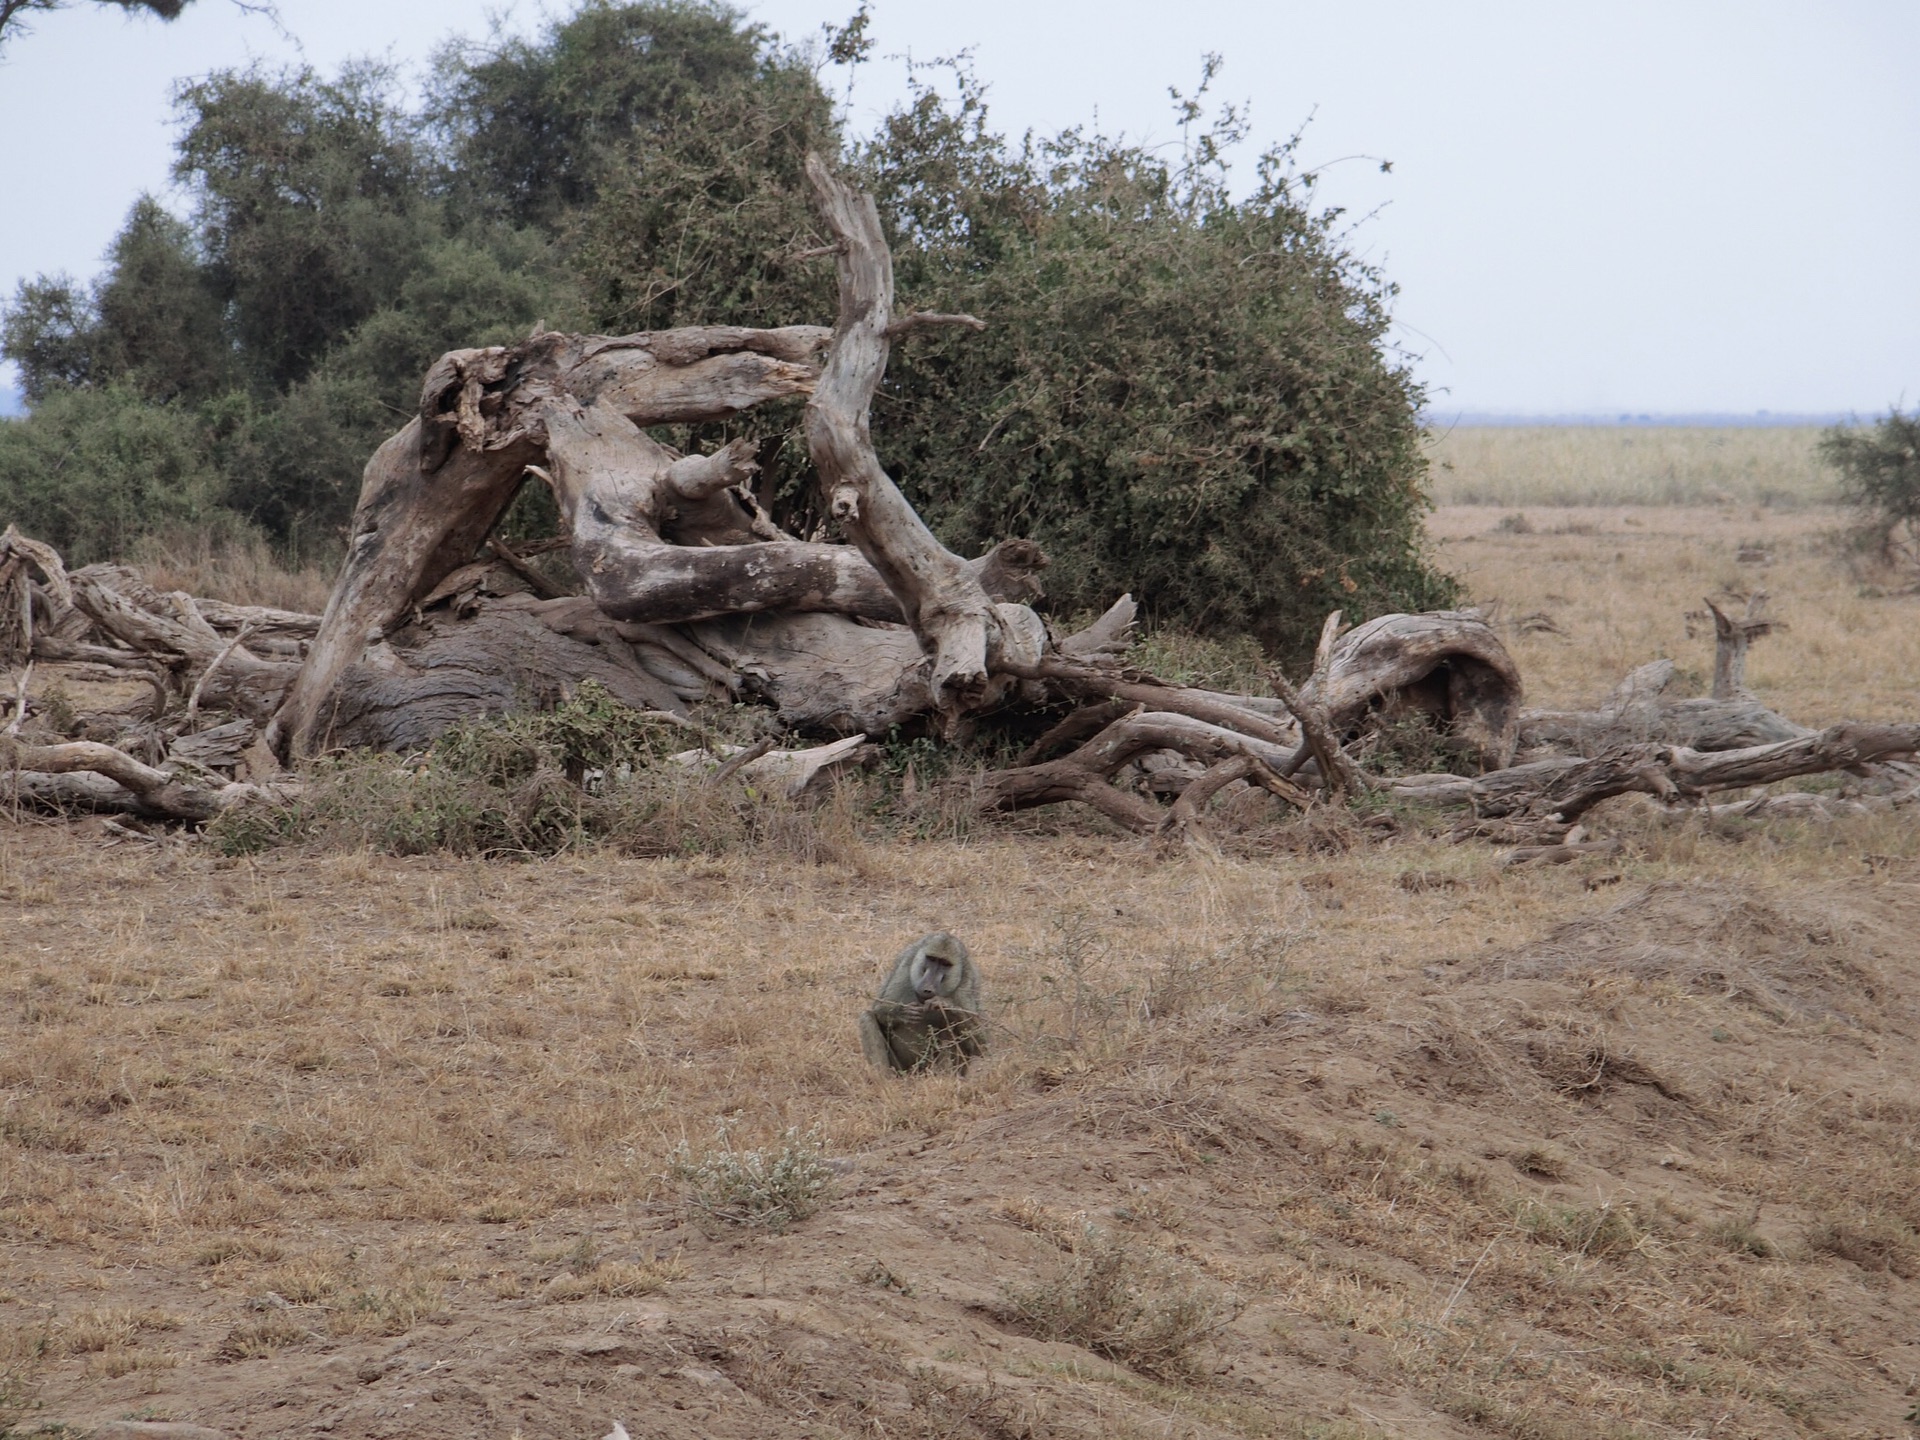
[666,1123,836,1233]
[1821,405,1920,561]
[1002,1224,1241,1381]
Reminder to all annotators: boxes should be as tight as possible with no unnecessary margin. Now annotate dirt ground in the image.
[7,505,1920,1439]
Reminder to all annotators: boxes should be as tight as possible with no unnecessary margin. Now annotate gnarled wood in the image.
[270,324,834,762]
[802,153,1025,709]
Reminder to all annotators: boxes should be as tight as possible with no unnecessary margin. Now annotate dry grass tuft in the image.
[542,1259,680,1302]
[1001,1223,1242,1381]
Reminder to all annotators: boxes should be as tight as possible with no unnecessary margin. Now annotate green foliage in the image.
[1821,407,1920,557]
[210,682,691,857]
[861,62,1451,655]
[0,384,243,563]
[430,0,773,225]
[2,2,1450,661]
[172,62,443,393]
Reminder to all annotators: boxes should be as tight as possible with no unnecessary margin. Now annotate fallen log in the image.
[1390,722,1920,821]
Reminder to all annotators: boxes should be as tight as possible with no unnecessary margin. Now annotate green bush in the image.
[1821,407,1920,559]
[3,4,1452,660]
[0,384,247,564]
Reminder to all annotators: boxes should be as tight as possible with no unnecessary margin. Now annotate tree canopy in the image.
[1,0,1450,648]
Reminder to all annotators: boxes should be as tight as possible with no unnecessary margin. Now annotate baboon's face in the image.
[910,953,953,1000]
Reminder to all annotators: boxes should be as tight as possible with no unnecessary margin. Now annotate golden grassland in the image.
[6,442,1920,1438]
[1431,502,1920,723]
[1424,426,1833,508]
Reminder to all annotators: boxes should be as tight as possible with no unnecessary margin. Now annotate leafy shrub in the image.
[1001,1223,1241,1380]
[1821,407,1920,560]
[665,1123,835,1232]
[0,384,247,565]
[7,7,1449,660]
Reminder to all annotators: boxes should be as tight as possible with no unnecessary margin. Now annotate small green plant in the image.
[1001,1224,1241,1381]
[665,1123,835,1233]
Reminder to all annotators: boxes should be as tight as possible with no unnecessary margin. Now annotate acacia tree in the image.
[0,0,192,50]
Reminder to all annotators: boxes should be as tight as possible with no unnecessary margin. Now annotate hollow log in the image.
[1306,610,1523,769]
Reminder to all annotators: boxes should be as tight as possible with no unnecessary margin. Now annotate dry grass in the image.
[1432,502,1920,722]
[1426,425,1833,507]
[6,457,1920,1435]
[127,528,335,614]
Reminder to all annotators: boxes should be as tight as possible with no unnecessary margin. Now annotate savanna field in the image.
[8,428,1920,1440]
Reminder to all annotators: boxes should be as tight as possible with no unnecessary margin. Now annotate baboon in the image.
[858,931,985,1074]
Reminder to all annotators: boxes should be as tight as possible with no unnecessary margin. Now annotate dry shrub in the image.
[216,1309,311,1360]
[1001,1223,1241,1381]
[1805,1215,1920,1276]
[326,1282,446,1337]
[666,1124,835,1233]
[130,528,334,614]
[1515,1199,1645,1258]
[55,1308,180,1356]
[543,1259,679,1303]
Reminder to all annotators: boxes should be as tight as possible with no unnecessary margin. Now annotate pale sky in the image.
[0,0,1915,417]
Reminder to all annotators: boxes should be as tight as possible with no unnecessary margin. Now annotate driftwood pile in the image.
[4,159,1918,852]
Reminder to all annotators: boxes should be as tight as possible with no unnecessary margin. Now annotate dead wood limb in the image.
[1018,700,1136,765]
[1165,753,1315,841]
[1058,595,1136,659]
[1392,722,1920,821]
[709,736,776,785]
[536,396,904,626]
[1268,665,1365,796]
[998,656,1301,751]
[3,661,27,738]
[1706,591,1776,700]
[185,625,255,732]
[1,524,72,663]
[803,153,1020,709]
[69,567,298,721]
[883,311,987,340]
[670,733,869,798]
[485,538,567,600]
[1,738,281,822]
[978,710,1301,834]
